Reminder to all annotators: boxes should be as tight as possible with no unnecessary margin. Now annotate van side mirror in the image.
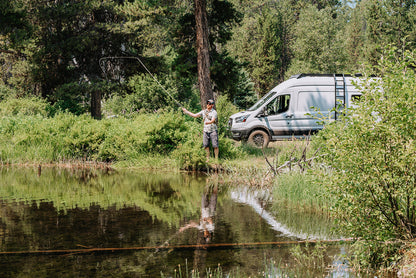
[257,108,266,117]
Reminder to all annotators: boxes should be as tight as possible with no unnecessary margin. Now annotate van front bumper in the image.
[231,131,242,140]
[230,130,250,141]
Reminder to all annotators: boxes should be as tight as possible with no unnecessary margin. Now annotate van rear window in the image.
[351,95,361,102]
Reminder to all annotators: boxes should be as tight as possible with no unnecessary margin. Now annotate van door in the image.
[262,93,293,136]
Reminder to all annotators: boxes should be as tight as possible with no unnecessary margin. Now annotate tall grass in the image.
[161,260,289,278]
[272,171,333,213]
[160,254,344,278]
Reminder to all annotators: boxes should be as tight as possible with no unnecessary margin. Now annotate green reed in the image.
[272,171,333,214]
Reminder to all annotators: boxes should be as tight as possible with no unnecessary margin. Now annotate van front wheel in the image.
[247,130,269,148]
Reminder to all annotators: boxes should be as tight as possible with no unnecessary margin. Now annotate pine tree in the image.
[195,0,213,107]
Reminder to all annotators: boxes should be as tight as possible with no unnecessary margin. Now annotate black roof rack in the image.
[290,73,363,79]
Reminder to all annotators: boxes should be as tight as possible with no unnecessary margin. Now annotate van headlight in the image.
[235,114,250,123]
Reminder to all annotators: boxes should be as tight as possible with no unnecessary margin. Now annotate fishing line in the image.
[0,238,354,255]
[99,56,184,108]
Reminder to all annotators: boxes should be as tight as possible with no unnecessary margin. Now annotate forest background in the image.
[2,0,416,116]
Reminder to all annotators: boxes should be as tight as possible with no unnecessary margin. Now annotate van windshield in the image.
[247,91,277,111]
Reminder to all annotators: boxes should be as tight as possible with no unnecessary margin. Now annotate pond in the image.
[0,166,354,277]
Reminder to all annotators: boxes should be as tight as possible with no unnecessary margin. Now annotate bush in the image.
[102,74,182,116]
[0,105,242,168]
[171,121,206,170]
[0,96,52,117]
[215,94,239,136]
[314,47,416,267]
[0,84,18,100]
[52,83,90,115]
[171,119,242,170]
[53,81,123,116]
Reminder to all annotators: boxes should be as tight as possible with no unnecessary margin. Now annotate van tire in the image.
[247,130,269,148]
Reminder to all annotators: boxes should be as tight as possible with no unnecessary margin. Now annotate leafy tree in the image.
[25,1,122,96]
[227,1,291,97]
[227,0,342,97]
[314,46,416,267]
[3,0,416,120]
[250,11,287,96]
[342,1,366,70]
[286,4,347,76]
[0,0,38,95]
[0,0,31,54]
[346,0,416,70]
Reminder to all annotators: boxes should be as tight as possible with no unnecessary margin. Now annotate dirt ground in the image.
[397,246,416,277]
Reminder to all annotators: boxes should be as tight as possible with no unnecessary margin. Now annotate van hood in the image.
[230,111,250,119]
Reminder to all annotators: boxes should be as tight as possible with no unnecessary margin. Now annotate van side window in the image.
[351,95,361,102]
[266,94,290,115]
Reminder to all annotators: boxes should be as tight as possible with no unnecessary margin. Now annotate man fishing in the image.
[182,99,219,163]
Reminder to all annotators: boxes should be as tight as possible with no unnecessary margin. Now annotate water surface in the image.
[0,167,352,277]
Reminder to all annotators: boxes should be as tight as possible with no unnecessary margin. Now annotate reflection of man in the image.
[199,185,217,242]
[179,185,218,243]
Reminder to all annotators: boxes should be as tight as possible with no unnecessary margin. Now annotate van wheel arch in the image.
[247,129,270,148]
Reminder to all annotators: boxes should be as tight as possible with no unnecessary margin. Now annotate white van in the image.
[228,74,363,147]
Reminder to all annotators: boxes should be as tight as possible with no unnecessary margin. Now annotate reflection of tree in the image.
[0,167,208,260]
[0,167,205,227]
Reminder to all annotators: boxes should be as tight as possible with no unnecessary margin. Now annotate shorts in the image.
[203,130,218,148]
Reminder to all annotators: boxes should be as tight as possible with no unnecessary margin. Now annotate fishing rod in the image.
[99,56,184,108]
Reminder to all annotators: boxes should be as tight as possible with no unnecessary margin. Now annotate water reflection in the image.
[179,184,218,243]
[0,167,352,277]
[230,186,339,240]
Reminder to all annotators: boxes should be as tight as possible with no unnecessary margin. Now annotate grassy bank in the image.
[0,110,331,213]
[0,111,240,170]
[0,95,245,170]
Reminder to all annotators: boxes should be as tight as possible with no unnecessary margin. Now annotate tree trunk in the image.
[91,90,102,120]
[194,0,213,108]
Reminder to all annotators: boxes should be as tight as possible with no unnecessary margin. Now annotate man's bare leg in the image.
[205,147,210,162]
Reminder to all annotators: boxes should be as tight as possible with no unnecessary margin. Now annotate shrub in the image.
[215,94,239,136]
[141,112,187,154]
[0,84,18,100]
[52,83,90,115]
[0,106,241,169]
[314,47,416,267]
[53,81,123,116]
[102,74,181,116]
[171,121,206,170]
[0,97,52,117]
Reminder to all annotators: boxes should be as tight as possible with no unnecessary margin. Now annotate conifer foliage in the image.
[1,0,416,111]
